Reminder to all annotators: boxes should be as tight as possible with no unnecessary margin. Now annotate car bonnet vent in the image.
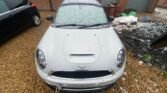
[70,54,94,56]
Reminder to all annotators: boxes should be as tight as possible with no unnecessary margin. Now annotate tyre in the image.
[32,15,41,26]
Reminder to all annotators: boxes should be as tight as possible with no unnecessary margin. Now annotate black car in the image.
[0,0,40,42]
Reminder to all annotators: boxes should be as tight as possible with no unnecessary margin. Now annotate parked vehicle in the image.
[0,0,40,42]
[35,0,126,92]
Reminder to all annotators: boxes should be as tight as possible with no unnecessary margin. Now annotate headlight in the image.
[36,49,47,69]
[117,48,126,68]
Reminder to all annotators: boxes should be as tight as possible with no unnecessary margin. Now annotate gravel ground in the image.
[0,12,167,93]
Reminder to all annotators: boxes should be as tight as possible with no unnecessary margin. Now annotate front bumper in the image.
[59,83,115,92]
[36,64,125,91]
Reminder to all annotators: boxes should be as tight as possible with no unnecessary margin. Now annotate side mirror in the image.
[46,15,54,22]
[108,16,115,22]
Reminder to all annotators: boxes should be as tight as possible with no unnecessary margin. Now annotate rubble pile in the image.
[114,20,167,70]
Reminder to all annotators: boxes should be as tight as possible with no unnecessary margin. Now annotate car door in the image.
[4,0,32,31]
[0,0,15,42]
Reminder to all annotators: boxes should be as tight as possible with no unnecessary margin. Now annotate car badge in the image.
[79,65,86,70]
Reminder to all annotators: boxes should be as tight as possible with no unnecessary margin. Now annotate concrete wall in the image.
[126,0,150,12]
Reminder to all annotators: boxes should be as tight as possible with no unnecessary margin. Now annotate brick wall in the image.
[30,0,62,11]
[158,0,167,7]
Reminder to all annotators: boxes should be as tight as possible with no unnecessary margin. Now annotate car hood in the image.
[37,26,124,72]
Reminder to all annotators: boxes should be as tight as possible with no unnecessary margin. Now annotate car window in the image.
[0,0,9,13]
[55,4,108,26]
[4,0,28,9]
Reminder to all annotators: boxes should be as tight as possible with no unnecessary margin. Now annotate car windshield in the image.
[54,4,108,28]
[0,0,9,14]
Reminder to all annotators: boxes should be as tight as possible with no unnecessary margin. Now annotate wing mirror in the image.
[46,15,54,22]
[108,16,115,22]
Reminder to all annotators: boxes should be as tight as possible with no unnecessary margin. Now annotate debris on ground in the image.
[120,8,137,17]
[113,16,167,70]
[138,16,152,23]
[113,16,137,25]
[154,8,167,20]
[106,52,167,93]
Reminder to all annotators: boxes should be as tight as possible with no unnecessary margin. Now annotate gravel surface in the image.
[0,12,167,93]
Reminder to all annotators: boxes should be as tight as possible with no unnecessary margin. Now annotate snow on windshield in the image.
[55,4,107,26]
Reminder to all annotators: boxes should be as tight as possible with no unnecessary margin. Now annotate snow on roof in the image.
[62,0,101,6]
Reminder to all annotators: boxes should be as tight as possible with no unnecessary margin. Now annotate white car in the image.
[35,0,126,92]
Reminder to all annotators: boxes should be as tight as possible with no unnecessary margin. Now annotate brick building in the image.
[30,0,62,11]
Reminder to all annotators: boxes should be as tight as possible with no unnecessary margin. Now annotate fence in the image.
[30,0,62,11]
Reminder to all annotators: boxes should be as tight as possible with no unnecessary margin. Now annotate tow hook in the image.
[55,85,62,93]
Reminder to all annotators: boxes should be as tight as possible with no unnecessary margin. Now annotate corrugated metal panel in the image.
[126,0,150,12]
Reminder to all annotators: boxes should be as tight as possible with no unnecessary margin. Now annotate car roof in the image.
[62,0,101,6]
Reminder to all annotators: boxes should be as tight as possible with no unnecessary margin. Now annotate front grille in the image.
[51,71,112,79]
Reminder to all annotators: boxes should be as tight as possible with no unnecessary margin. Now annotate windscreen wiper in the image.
[79,23,108,29]
[56,24,85,27]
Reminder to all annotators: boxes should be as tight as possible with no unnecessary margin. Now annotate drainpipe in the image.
[49,0,53,11]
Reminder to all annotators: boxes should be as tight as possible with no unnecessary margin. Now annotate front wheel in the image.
[32,15,41,26]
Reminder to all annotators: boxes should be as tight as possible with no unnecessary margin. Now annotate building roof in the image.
[62,0,101,6]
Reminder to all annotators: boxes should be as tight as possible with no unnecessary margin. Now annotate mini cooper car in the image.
[35,0,126,92]
[0,0,40,42]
